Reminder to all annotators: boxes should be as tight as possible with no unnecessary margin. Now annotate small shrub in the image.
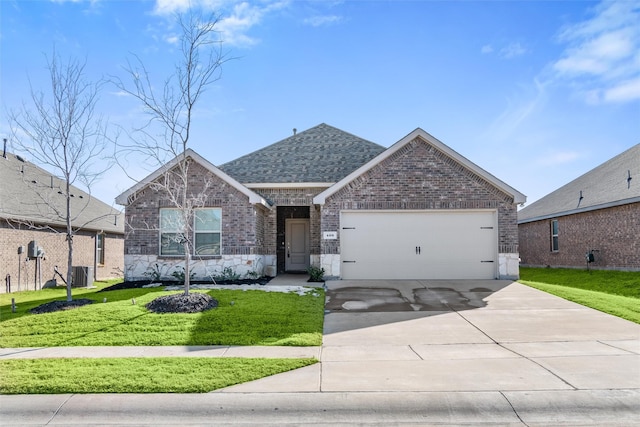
[246,270,259,280]
[171,267,195,285]
[143,263,164,282]
[308,266,325,282]
[214,267,241,282]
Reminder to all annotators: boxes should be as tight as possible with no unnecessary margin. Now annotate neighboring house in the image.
[0,151,124,293]
[518,144,640,271]
[116,123,525,281]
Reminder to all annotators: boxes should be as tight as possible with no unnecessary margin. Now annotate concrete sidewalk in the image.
[1,280,639,425]
[0,345,320,360]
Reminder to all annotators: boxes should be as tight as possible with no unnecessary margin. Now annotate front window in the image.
[160,208,221,256]
[160,209,186,256]
[194,208,221,255]
[550,219,559,252]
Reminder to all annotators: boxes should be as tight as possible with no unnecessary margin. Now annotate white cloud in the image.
[303,15,342,27]
[152,0,289,47]
[165,34,179,45]
[554,28,635,76]
[154,0,192,15]
[551,0,640,103]
[481,44,493,54]
[500,42,526,59]
[604,76,640,102]
[217,2,267,46]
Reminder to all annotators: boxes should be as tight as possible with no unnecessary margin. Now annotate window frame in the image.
[159,208,187,256]
[96,233,105,265]
[193,207,222,256]
[159,207,222,257]
[550,219,559,252]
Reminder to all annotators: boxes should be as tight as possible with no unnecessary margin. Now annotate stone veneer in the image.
[124,254,273,281]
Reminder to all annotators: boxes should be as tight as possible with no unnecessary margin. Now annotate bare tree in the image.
[9,52,110,302]
[113,10,228,296]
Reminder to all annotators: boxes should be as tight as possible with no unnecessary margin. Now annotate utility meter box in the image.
[28,241,38,259]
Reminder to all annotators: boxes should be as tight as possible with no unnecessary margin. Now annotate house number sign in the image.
[323,231,338,240]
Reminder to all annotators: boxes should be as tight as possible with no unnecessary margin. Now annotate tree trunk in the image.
[65,188,73,302]
[184,246,191,296]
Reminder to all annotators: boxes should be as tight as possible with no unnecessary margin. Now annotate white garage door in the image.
[340,210,498,280]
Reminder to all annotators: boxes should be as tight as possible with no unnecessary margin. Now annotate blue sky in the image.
[1,0,638,208]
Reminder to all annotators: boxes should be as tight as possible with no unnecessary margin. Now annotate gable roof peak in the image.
[115,148,269,207]
[218,123,386,184]
[314,128,526,205]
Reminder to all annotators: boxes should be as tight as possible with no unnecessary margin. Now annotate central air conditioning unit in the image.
[72,266,94,288]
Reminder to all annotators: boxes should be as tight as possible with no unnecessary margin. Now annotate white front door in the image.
[285,219,310,272]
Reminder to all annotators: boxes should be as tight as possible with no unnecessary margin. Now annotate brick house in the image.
[518,143,639,271]
[0,151,124,293]
[116,124,525,281]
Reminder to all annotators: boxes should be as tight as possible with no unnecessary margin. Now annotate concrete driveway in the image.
[221,279,640,424]
[318,280,639,392]
[230,279,639,394]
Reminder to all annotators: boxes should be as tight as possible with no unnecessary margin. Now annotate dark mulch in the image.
[30,298,94,314]
[146,293,218,314]
[99,277,273,292]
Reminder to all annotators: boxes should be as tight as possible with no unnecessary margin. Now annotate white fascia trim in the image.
[115,148,272,209]
[245,182,334,189]
[313,128,526,205]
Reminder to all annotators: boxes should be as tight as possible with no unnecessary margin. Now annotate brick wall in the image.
[321,137,519,255]
[0,221,124,293]
[519,202,640,270]
[124,161,257,257]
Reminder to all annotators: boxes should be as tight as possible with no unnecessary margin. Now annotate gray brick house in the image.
[116,124,525,281]
[1,151,124,293]
[518,144,639,270]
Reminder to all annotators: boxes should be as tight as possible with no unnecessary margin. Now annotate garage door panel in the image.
[341,211,497,280]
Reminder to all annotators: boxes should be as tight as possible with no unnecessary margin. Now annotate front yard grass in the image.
[0,284,325,347]
[519,267,640,324]
[0,281,324,394]
[0,357,317,394]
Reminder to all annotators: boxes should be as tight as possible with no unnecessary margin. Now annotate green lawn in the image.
[0,281,324,394]
[0,357,317,394]
[519,267,640,323]
[0,283,325,347]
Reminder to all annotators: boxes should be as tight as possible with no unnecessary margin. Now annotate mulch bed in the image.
[99,277,272,292]
[30,298,94,314]
[145,293,218,313]
[28,277,273,315]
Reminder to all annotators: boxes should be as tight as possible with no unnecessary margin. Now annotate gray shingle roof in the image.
[218,123,386,184]
[518,143,640,223]
[0,152,124,234]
